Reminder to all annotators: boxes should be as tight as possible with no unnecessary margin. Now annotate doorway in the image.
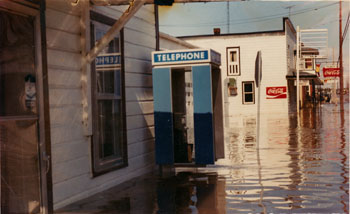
[0,10,43,214]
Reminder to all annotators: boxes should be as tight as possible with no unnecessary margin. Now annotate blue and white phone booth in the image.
[152,49,224,166]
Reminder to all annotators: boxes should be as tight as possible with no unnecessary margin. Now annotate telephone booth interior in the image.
[152,49,224,166]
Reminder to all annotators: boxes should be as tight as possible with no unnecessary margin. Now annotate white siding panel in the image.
[49,89,82,106]
[52,140,88,164]
[125,87,153,102]
[46,28,80,52]
[46,9,80,34]
[124,42,153,61]
[126,101,153,116]
[125,73,152,88]
[47,49,81,71]
[124,58,152,74]
[52,156,90,185]
[48,69,81,87]
[127,127,155,145]
[50,124,85,145]
[50,106,82,128]
[124,29,156,49]
[128,139,155,159]
[127,114,154,130]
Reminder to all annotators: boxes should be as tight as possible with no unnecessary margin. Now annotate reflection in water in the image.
[58,104,349,214]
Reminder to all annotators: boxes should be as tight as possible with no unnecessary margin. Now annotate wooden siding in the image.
[183,33,290,119]
[48,4,156,209]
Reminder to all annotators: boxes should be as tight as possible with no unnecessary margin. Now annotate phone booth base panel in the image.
[192,65,215,165]
[153,67,174,165]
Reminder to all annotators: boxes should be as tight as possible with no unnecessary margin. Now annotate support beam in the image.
[81,0,92,135]
[86,0,146,63]
[92,0,242,6]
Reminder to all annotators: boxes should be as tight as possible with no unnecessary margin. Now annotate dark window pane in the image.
[244,83,253,92]
[245,94,253,103]
[230,51,237,62]
[114,69,121,96]
[98,100,122,159]
[0,12,36,116]
[97,71,114,94]
[94,23,120,54]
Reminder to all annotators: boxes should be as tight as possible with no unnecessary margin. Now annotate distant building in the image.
[178,18,322,121]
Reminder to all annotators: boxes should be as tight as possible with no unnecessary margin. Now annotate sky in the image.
[158,0,350,86]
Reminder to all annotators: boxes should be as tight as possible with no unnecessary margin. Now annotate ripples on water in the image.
[187,104,349,213]
[59,104,348,214]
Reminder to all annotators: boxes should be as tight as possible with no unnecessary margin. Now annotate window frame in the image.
[90,11,127,176]
[226,47,241,76]
[242,81,255,104]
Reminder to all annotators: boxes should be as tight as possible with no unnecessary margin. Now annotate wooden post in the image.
[86,0,146,64]
[81,0,92,135]
[339,0,344,112]
[296,26,300,113]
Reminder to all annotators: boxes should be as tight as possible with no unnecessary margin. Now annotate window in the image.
[91,12,127,175]
[242,81,255,104]
[304,58,313,70]
[227,47,240,76]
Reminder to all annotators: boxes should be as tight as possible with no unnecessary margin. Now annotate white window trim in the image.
[242,81,255,104]
[227,47,241,76]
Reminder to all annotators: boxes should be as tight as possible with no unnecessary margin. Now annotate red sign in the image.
[323,67,340,77]
[266,86,287,99]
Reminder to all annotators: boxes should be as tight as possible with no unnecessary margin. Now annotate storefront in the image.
[0,1,52,213]
[1,0,158,213]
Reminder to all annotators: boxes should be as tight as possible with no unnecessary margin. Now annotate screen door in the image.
[0,10,41,214]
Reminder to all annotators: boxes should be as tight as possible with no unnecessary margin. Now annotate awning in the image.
[286,71,323,85]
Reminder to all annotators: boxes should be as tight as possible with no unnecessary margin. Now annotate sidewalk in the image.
[56,170,225,214]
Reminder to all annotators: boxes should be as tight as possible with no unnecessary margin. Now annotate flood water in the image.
[58,103,349,214]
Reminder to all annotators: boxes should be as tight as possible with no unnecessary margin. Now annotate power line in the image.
[160,2,338,27]
[342,11,350,43]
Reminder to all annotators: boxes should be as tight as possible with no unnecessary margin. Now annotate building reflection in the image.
[156,172,226,214]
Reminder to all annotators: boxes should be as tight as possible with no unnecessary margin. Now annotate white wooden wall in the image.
[183,32,290,122]
[160,32,197,50]
[45,2,156,209]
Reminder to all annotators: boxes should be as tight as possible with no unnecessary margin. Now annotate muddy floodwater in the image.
[58,103,349,214]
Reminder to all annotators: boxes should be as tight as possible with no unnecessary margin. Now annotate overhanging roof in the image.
[91,0,243,6]
[286,72,323,85]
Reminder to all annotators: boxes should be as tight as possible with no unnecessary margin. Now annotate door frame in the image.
[0,1,53,213]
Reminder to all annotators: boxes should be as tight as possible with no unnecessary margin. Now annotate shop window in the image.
[91,12,127,175]
[242,81,255,104]
[304,58,313,70]
[227,47,240,76]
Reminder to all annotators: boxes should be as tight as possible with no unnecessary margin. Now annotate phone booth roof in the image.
[152,49,221,67]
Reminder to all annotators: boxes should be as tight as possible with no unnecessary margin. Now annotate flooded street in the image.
[58,103,349,214]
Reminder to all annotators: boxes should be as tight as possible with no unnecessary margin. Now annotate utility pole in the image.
[227,1,230,33]
[339,0,344,112]
[296,26,300,113]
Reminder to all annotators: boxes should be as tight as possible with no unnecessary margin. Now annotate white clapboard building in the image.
[179,18,299,123]
[0,1,157,212]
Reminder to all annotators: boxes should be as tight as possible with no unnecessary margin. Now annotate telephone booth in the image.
[152,49,224,166]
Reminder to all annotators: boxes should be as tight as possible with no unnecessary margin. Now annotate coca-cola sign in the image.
[266,86,287,99]
[323,67,340,77]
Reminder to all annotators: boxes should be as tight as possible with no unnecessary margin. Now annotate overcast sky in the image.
[158,0,350,84]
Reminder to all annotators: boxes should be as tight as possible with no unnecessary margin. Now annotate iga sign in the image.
[266,86,287,99]
[323,67,340,77]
